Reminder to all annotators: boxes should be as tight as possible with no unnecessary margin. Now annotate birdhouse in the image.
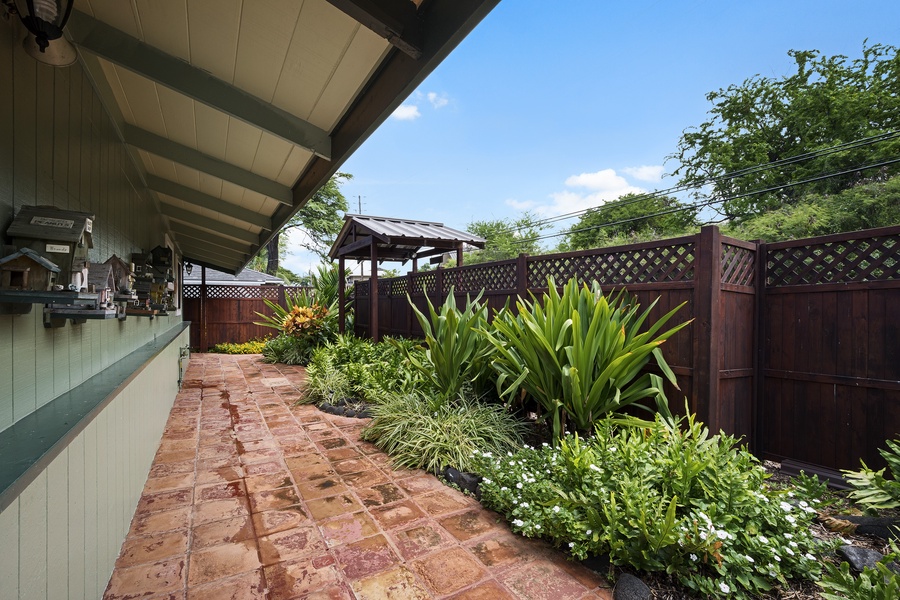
[103,254,135,295]
[6,206,94,291]
[0,248,60,291]
[87,263,115,306]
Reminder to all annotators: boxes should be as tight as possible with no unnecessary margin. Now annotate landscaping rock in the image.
[614,573,651,600]
[344,409,357,418]
[837,545,900,575]
[441,466,482,497]
[357,408,373,419]
[579,554,610,574]
[320,402,334,413]
[842,515,900,540]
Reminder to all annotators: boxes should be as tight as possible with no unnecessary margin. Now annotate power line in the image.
[520,155,900,244]
[495,130,900,235]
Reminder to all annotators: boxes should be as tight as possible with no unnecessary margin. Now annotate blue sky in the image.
[283,0,900,274]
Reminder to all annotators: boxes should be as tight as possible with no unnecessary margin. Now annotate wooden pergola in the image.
[328,214,486,340]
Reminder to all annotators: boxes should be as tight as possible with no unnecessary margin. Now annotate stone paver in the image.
[103,354,613,600]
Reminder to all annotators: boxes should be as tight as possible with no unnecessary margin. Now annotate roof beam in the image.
[124,125,292,205]
[177,239,249,262]
[337,235,375,257]
[148,176,273,231]
[325,0,423,59]
[67,10,332,160]
[169,222,254,252]
[160,205,259,245]
[179,248,242,272]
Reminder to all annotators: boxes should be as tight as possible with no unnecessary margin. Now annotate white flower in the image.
[589,464,602,473]
[716,530,729,540]
[783,533,793,539]
[745,555,755,563]
[804,553,816,561]
[552,506,561,513]
[586,530,592,536]
[789,541,798,548]
[785,515,796,525]
[512,519,524,527]
[483,478,492,484]
[773,554,781,562]
[482,451,493,458]
[799,500,809,508]
[521,502,529,508]
[699,531,708,540]
[689,553,698,562]
[501,486,508,492]
[785,547,795,556]
[542,442,549,447]
[779,501,793,512]
[788,491,794,497]
[568,542,575,548]
[534,524,541,529]
[507,452,513,457]
[719,582,730,594]
[608,446,617,452]
[516,482,523,489]
[758,535,769,544]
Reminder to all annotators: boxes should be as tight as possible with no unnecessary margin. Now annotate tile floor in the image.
[103,354,614,600]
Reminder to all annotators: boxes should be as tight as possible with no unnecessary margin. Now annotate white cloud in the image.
[505,198,537,211]
[517,168,646,218]
[391,104,421,121]
[427,92,449,109]
[622,165,665,182]
[565,168,632,191]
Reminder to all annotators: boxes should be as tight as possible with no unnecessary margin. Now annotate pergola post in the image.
[370,238,379,342]
[199,265,208,352]
[456,242,464,267]
[338,255,346,334]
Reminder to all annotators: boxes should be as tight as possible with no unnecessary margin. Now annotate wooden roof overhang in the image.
[57,0,500,274]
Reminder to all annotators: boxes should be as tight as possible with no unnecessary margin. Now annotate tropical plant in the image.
[842,438,900,511]
[255,288,337,365]
[398,289,493,406]
[481,277,690,440]
[361,391,526,473]
[208,339,268,354]
[818,540,900,600]
[474,412,831,599]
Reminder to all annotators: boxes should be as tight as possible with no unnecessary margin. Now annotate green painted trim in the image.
[0,322,190,512]
[149,176,273,231]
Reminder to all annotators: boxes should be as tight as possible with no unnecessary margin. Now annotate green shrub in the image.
[842,438,900,511]
[473,412,831,599]
[255,287,338,365]
[818,541,900,600]
[361,391,526,473]
[400,289,493,406]
[481,277,690,440]
[209,339,267,354]
[262,334,318,365]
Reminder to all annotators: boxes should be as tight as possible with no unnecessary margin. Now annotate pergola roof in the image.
[328,214,486,263]
[66,0,500,274]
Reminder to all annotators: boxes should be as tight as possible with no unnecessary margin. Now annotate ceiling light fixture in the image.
[12,0,77,66]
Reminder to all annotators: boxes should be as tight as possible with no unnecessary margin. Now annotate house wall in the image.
[0,16,172,433]
[0,17,189,599]
[0,327,188,600]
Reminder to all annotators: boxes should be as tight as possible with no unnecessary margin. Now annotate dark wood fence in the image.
[355,225,900,477]
[183,284,306,350]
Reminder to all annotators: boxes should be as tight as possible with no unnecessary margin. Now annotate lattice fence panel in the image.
[767,234,900,286]
[203,285,283,299]
[452,262,517,293]
[355,280,369,298]
[389,278,408,296]
[721,245,755,286]
[409,271,436,295]
[184,284,200,299]
[528,243,696,288]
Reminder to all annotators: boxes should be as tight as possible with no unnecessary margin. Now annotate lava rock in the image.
[838,545,900,575]
[334,398,349,407]
[842,515,900,540]
[320,402,334,413]
[357,408,373,419]
[344,409,357,418]
[441,466,482,496]
[614,573,651,600]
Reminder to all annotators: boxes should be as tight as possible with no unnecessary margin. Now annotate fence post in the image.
[516,253,528,300]
[693,226,722,432]
[752,240,767,454]
[406,272,414,337]
[200,266,208,352]
[435,267,444,303]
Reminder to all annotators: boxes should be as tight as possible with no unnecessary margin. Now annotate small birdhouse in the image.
[103,254,135,295]
[6,206,94,291]
[0,248,60,291]
[87,263,115,306]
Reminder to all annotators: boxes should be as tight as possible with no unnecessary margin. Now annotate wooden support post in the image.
[199,266,208,352]
[752,239,767,454]
[456,242,464,267]
[338,256,346,335]
[406,271,414,337]
[370,240,379,342]
[516,253,528,301]
[693,226,723,432]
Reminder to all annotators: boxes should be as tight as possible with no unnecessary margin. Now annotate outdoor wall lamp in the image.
[185,262,193,276]
[9,0,77,66]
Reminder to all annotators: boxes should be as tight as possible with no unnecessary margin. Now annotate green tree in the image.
[724,173,900,242]
[563,193,698,250]
[265,173,351,274]
[670,42,900,221]
[463,213,548,264]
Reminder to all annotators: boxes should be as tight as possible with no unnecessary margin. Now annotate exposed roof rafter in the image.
[325,0,423,59]
[148,176,273,231]
[168,222,254,252]
[159,204,259,245]
[67,10,332,160]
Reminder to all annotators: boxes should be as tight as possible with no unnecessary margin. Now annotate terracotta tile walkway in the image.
[104,354,613,600]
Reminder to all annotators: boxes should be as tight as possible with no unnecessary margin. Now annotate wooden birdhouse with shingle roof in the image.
[0,247,60,291]
[6,205,94,291]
